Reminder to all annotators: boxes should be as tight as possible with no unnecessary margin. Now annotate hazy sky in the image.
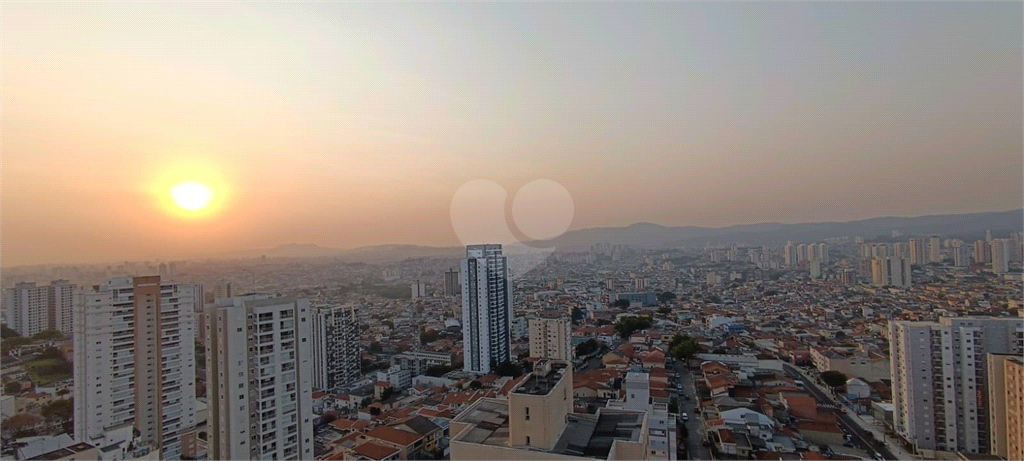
[3,2,1021,266]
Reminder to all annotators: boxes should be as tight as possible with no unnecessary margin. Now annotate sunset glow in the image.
[170,181,213,211]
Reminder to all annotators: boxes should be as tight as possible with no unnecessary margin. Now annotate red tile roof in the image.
[365,425,424,447]
[353,441,400,460]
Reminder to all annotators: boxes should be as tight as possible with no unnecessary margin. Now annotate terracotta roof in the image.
[365,425,423,447]
[352,441,400,460]
[330,418,371,432]
[312,391,329,399]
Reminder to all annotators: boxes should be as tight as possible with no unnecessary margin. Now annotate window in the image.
[526,436,530,446]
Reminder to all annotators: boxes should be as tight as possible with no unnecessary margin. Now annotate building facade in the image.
[310,304,361,390]
[528,316,573,362]
[461,244,512,374]
[73,276,198,460]
[443,268,461,297]
[205,294,314,461]
[870,257,911,288]
[889,317,1024,454]
[4,280,76,336]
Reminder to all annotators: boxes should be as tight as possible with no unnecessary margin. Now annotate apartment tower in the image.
[310,304,361,390]
[889,317,1024,454]
[73,276,198,459]
[205,294,314,460]
[461,244,512,374]
[528,316,573,362]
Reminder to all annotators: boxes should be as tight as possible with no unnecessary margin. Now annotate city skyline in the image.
[3,2,1022,267]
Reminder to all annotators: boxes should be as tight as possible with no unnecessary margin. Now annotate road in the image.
[782,364,903,460]
[674,359,713,460]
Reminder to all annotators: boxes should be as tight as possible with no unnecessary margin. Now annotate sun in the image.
[170,181,213,211]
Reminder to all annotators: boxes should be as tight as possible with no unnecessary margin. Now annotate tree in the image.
[4,381,22,394]
[575,339,600,357]
[820,370,848,390]
[571,307,586,324]
[657,306,672,316]
[369,407,381,416]
[669,334,700,360]
[657,292,677,304]
[3,413,42,436]
[320,412,338,424]
[420,329,440,344]
[380,387,396,401]
[611,298,631,309]
[41,398,73,422]
[31,330,64,342]
[368,342,383,353]
[494,361,523,378]
[0,325,20,339]
[469,380,483,389]
[615,316,653,339]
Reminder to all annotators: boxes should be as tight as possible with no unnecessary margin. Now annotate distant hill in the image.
[252,209,1022,262]
[541,209,1024,250]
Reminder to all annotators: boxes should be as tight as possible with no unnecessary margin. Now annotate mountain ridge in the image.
[254,209,1023,261]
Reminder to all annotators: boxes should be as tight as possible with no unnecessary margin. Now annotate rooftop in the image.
[454,398,646,460]
[552,410,646,459]
[512,361,569,396]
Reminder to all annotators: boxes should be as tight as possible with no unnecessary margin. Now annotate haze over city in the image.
[3,2,1021,267]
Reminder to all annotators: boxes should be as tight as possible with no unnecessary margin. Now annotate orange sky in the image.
[2,2,1021,267]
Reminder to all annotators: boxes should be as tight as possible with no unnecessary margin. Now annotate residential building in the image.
[910,238,928,265]
[449,360,650,460]
[411,280,427,299]
[4,280,76,336]
[529,316,573,362]
[974,240,992,265]
[889,317,1024,454]
[930,236,942,263]
[988,354,1024,461]
[991,239,1010,274]
[952,241,969,267]
[392,351,454,377]
[810,347,890,381]
[461,244,512,374]
[443,268,461,297]
[870,257,911,288]
[311,304,361,390]
[205,294,314,461]
[73,276,198,460]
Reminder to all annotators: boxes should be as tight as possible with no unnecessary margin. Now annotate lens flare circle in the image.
[170,181,213,211]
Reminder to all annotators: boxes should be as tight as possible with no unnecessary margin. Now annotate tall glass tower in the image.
[461,244,512,374]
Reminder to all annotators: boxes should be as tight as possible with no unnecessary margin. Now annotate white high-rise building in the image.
[910,238,928,265]
[4,280,76,336]
[528,316,572,362]
[73,276,198,460]
[893,242,907,258]
[205,294,314,461]
[783,241,797,267]
[952,241,970,267]
[870,257,911,288]
[929,236,942,263]
[461,244,512,374]
[411,280,427,299]
[310,304,361,390]
[991,239,1010,274]
[889,317,1024,454]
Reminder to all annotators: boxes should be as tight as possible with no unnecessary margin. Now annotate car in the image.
[681,412,689,421]
[840,408,847,414]
[843,442,854,448]
[873,453,885,460]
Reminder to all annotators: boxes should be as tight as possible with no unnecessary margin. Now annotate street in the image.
[782,364,908,460]
[674,359,713,460]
